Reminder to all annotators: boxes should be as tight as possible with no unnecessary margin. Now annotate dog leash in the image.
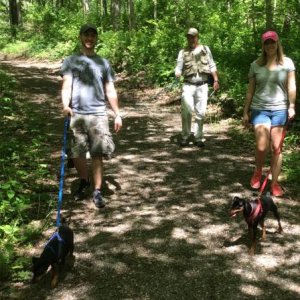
[45,232,65,258]
[56,117,70,227]
[258,122,288,196]
[248,123,288,224]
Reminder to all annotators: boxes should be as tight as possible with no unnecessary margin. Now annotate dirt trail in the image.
[1,59,300,300]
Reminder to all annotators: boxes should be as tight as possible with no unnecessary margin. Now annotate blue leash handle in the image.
[56,117,70,227]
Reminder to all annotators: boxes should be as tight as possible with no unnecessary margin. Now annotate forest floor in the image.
[0,58,299,300]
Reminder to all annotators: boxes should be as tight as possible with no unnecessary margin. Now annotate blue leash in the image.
[56,117,70,227]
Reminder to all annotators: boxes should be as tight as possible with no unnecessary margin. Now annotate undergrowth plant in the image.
[0,71,56,281]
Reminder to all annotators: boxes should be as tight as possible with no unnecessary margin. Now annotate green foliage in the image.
[98,19,184,84]
[0,71,55,281]
[283,151,300,182]
[0,70,17,96]
[0,243,13,281]
[283,128,300,182]
[97,30,131,71]
[11,257,32,281]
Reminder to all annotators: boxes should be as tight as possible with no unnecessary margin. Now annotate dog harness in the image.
[45,232,65,259]
[246,199,263,225]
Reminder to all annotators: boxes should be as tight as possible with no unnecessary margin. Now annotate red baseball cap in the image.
[262,31,279,42]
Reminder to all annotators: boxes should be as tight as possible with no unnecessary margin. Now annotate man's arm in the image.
[105,81,122,133]
[61,74,73,116]
[175,50,184,77]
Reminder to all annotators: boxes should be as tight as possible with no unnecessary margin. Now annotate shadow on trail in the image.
[2,60,299,299]
[21,113,300,299]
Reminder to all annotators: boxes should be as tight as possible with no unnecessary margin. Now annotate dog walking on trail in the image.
[230,195,283,255]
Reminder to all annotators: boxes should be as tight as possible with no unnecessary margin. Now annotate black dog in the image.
[32,218,74,288]
[230,195,283,255]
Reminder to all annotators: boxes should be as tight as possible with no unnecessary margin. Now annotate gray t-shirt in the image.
[248,56,295,110]
[61,53,115,115]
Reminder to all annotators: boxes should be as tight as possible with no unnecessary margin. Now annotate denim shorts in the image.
[250,109,288,126]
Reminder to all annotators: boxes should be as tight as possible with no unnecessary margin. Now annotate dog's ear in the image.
[60,216,66,224]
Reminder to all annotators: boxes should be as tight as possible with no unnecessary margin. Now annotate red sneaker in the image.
[271,183,283,197]
[250,170,262,189]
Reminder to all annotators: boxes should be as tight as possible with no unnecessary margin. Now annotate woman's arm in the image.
[287,70,296,120]
[243,77,256,127]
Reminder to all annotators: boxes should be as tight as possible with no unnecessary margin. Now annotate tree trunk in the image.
[111,0,120,30]
[250,0,259,52]
[128,0,135,30]
[265,0,273,29]
[9,0,19,38]
[9,0,19,25]
[282,13,291,35]
[82,0,90,14]
[103,0,108,15]
[153,0,157,20]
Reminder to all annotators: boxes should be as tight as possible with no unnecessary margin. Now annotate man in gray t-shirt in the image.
[61,24,122,208]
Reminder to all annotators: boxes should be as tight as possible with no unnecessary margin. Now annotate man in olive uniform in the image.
[175,28,219,147]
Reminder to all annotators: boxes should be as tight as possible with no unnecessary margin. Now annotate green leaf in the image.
[7,191,15,200]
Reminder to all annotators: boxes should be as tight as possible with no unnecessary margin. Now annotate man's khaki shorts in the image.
[70,114,115,158]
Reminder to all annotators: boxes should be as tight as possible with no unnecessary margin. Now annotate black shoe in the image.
[93,189,106,208]
[194,141,205,148]
[74,178,90,200]
[179,139,189,147]
[179,134,195,147]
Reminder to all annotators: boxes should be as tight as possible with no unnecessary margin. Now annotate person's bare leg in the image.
[270,126,284,185]
[73,157,90,199]
[92,156,103,190]
[91,156,105,208]
[73,157,89,180]
[254,124,270,171]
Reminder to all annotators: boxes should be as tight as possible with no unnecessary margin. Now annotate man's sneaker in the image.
[93,189,106,208]
[179,138,189,147]
[271,183,283,197]
[250,170,262,189]
[194,141,205,148]
[74,178,90,200]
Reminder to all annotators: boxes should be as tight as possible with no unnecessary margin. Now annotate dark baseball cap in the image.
[79,24,98,35]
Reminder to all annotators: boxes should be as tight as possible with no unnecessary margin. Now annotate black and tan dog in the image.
[32,218,74,288]
[230,195,283,255]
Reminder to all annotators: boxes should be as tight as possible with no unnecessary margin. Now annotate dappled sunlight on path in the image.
[1,59,299,300]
